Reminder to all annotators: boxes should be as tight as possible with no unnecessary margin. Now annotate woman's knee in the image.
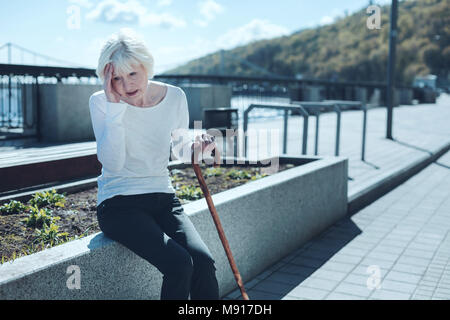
[164,245,194,277]
[191,249,217,272]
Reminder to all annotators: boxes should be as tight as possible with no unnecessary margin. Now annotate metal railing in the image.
[0,63,422,144]
[0,64,99,140]
[292,101,341,156]
[243,100,374,162]
[321,100,380,161]
[0,75,40,139]
[243,102,309,157]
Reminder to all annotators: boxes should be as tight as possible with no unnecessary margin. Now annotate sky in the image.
[0,0,392,74]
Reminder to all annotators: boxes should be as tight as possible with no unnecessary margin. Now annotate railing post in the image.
[334,105,341,156]
[283,109,288,154]
[314,113,319,155]
[243,107,250,158]
[302,111,308,155]
[362,104,367,161]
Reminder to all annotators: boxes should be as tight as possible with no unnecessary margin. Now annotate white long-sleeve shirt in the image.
[89,80,193,206]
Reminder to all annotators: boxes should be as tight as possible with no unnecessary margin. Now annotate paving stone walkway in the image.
[225,150,450,300]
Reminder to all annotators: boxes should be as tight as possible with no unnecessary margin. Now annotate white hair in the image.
[95,28,155,82]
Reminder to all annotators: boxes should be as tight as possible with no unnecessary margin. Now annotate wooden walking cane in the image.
[191,142,250,300]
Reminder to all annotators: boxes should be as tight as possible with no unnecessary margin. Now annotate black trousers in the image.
[96,192,219,300]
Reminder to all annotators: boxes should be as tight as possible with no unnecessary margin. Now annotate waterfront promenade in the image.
[225,149,450,300]
[0,94,449,300]
[223,94,450,300]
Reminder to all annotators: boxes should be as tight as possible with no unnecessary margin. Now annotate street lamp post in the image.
[386,0,398,140]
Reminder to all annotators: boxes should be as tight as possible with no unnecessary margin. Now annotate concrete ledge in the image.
[348,141,450,215]
[0,155,348,299]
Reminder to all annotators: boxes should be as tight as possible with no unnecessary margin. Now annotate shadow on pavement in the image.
[240,217,363,300]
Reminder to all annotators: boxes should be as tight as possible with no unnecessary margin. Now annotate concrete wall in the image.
[301,86,326,102]
[399,88,413,105]
[39,84,102,143]
[368,88,382,106]
[0,155,347,300]
[179,84,232,128]
[354,87,368,105]
[289,85,326,102]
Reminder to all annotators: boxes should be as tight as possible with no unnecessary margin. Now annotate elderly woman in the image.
[89,29,219,300]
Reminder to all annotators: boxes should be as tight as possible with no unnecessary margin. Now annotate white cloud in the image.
[157,0,173,6]
[153,19,291,73]
[152,37,213,73]
[215,19,290,50]
[194,0,224,27]
[86,0,186,29]
[140,12,186,28]
[318,8,347,26]
[68,0,94,8]
[199,0,223,20]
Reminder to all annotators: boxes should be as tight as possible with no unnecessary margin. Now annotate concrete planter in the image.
[0,155,348,299]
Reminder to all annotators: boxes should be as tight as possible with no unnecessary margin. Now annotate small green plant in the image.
[22,206,58,229]
[170,174,183,183]
[33,223,69,245]
[0,225,92,265]
[177,185,203,200]
[226,169,252,180]
[250,173,269,180]
[0,200,29,215]
[204,167,224,177]
[27,188,66,209]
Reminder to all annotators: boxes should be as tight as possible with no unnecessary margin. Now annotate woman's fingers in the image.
[193,134,216,153]
[104,63,121,103]
[203,141,216,153]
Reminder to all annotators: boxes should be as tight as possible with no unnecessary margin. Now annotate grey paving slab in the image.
[287,286,329,300]
[332,282,373,298]
[300,277,340,291]
[370,289,412,300]
[325,292,367,300]
[251,280,295,296]
[263,271,308,286]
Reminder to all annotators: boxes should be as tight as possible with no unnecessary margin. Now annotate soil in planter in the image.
[0,163,296,262]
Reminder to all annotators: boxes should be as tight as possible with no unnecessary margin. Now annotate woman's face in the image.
[111,62,148,106]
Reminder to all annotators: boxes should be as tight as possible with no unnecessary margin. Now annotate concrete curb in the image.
[348,141,450,215]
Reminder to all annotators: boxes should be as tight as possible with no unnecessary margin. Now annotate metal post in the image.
[386,0,398,140]
[8,43,12,128]
[334,105,341,156]
[362,105,367,161]
[243,108,249,158]
[314,113,319,155]
[283,109,288,154]
[302,113,308,155]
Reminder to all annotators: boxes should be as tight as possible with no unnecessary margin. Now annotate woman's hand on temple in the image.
[103,63,121,103]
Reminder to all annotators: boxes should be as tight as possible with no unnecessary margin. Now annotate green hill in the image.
[164,0,449,86]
